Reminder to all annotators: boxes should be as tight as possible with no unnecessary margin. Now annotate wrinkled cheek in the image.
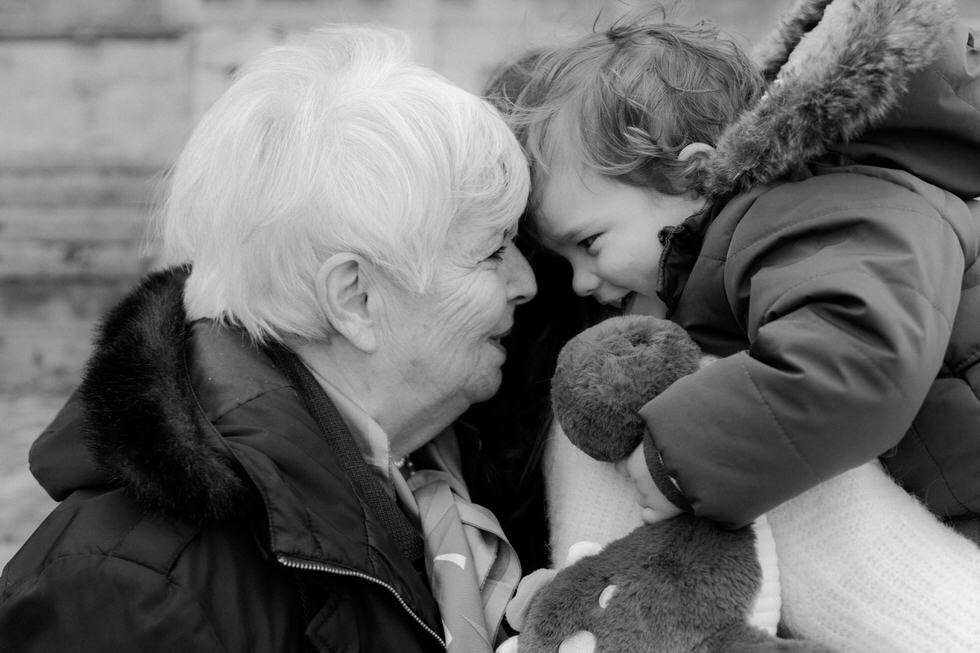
[405,337,468,384]
[436,309,473,337]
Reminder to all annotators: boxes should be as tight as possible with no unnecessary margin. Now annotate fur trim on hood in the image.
[701,0,959,198]
[80,267,250,523]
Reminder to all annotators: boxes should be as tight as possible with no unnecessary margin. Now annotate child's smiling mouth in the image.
[599,292,635,311]
[619,292,635,311]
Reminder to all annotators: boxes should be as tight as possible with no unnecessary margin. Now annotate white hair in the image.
[156,24,530,343]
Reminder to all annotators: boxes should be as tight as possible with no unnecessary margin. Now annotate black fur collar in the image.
[80,267,250,523]
[701,0,957,197]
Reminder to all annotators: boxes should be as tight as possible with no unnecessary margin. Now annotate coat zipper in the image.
[277,554,447,649]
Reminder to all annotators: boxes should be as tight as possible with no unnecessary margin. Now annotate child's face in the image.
[534,167,705,316]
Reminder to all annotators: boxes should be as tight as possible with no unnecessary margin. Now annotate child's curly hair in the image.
[488,10,763,199]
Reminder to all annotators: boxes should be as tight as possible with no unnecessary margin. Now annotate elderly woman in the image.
[0,24,535,653]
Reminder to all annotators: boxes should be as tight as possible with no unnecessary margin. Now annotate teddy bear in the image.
[499,315,836,653]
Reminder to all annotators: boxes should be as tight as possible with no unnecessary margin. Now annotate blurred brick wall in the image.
[2,0,976,394]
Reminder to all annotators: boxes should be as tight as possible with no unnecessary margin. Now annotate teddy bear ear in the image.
[550,315,701,462]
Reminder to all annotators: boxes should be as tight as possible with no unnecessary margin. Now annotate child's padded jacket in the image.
[642,0,980,527]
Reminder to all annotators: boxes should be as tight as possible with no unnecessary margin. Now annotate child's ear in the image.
[315,253,378,353]
[677,142,715,162]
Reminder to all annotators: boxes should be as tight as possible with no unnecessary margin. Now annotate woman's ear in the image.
[677,142,715,162]
[315,253,378,353]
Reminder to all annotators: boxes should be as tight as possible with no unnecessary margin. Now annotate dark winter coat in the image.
[0,268,446,652]
[640,0,980,527]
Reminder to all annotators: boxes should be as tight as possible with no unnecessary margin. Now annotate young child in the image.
[492,0,980,535]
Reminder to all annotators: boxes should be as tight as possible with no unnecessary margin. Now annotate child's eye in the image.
[578,235,598,251]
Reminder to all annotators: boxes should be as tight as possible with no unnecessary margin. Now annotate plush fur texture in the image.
[526,315,834,652]
[80,267,250,523]
[520,518,828,653]
[700,0,957,198]
[551,316,700,462]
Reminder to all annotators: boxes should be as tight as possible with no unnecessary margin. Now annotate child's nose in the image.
[571,266,600,297]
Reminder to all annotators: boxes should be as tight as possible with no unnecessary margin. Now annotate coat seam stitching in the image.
[736,357,819,482]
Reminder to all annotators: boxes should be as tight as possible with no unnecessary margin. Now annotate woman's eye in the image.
[486,230,517,262]
[487,244,508,261]
[578,235,598,251]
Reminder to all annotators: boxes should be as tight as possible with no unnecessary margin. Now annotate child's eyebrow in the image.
[547,225,582,246]
[533,209,583,248]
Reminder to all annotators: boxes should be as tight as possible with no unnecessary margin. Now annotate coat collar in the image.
[67,266,374,537]
[77,266,256,523]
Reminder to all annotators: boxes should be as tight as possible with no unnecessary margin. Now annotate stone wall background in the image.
[0,0,792,564]
[0,0,804,396]
[5,0,979,395]
[2,0,979,564]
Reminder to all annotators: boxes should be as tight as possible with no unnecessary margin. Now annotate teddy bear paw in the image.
[558,630,597,653]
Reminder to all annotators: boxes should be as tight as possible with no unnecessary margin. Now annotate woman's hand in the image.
[615,444,683,524]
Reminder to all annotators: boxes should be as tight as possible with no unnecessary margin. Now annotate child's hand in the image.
[615,444,683,524]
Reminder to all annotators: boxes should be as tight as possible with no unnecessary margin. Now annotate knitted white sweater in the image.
[544,422,980,652]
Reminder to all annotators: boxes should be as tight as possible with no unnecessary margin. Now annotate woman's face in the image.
[379,223,537,419]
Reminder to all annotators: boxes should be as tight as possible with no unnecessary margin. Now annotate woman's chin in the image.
[468,366,504,405]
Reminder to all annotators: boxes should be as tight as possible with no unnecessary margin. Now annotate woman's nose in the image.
[506,246,537,305]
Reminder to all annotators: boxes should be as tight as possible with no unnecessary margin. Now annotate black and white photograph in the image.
[1,0,979,651]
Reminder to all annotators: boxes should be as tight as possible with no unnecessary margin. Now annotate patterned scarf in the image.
[400,433,522,653]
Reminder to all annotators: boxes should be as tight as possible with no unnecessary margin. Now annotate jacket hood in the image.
[32,267,252,523]
[702,0,980,199]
